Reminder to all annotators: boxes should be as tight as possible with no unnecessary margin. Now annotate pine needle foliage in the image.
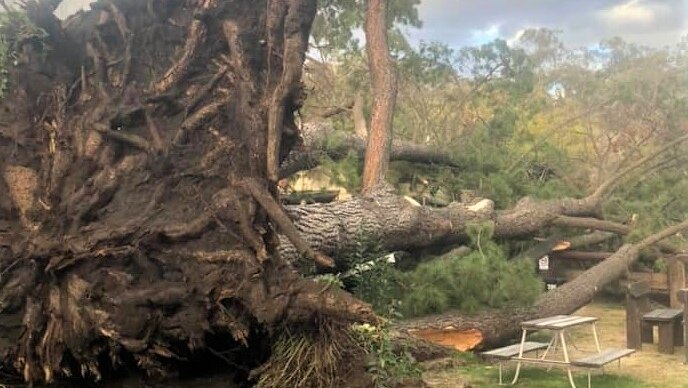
[399,223,543,317]
[256,321,361,388]
[340,231,400,316]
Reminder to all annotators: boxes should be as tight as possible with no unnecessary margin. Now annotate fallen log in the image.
[280,187,603,265]
[278,129,688,266]
[552,251,615,261]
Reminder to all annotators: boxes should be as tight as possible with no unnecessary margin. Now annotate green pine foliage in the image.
[398,223,543,317]
[339,231,400,317]
[335,225,543,319]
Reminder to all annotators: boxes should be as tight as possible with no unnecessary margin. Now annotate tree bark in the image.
[279,187,608,265]
[361,0,397,193]
[0,1,373,384]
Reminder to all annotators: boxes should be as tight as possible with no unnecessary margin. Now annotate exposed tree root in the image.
[0,1,375,386]
[244,178,335,268]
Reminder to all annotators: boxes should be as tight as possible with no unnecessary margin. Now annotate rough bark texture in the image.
[279,187,606,266]
[0,0,373,384]
[361,0,397,193]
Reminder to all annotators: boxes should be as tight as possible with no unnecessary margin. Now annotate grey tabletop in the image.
[521,315,599,330]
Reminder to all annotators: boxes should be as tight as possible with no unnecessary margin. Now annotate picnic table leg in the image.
[510,329,528,385]
[499,362,503,385]
[559,330,578,388]
[592,322,602,352]
[544,335,560,371]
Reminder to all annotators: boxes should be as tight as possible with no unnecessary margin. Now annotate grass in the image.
[422,301,688,388]
[463,353,646,387]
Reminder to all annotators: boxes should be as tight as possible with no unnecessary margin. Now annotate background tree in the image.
[361,0,397,192]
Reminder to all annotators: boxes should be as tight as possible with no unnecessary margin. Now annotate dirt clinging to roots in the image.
[0,0,373,385]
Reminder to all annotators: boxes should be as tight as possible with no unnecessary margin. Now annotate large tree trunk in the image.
[398,221,688,348]
[0,0,372,384]
[279,187,605,266]
[361,0,397,193]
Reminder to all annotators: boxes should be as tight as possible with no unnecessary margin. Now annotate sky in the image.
[409,0,688,49]
[37,0,688,49]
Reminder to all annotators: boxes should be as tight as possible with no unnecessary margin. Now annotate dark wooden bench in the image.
[572,348,636,388]
[481,341,549,384]
[625,281,652,349]
[642,308,684,354]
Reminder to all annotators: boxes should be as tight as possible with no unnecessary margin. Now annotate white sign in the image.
[538,255,550,271]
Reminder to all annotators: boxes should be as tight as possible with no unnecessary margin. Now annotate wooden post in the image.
[668,256,686,308]
[678,289,688,363]
[626,281,652,349]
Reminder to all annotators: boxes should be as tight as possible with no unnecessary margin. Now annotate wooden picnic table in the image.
[511,315,602,388]
[482,314,635,388]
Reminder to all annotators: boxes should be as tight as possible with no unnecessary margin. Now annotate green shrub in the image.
[352,322,422,388]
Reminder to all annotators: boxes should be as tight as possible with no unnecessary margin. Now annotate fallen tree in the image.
[279,121,462,178]
[0,0,374,385]
[278,131,688,266]
[397,219,688,348]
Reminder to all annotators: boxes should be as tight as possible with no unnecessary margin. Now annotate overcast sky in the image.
[410,0,687,49]
[52,0,688,48]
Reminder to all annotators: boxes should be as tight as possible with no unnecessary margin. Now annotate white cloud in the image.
[598,0,667,26]
[469,24,501,45]
[411,0,685,49]
[506,28,528,47]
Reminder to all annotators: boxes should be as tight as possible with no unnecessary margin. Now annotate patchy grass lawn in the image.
[422,302,688,388]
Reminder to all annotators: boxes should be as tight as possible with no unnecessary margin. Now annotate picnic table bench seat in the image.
[481,341,550,359]
[571,348,635,368]
[481,342,550,384]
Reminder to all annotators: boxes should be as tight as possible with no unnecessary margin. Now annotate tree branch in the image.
[279,123,460,178]
[552,215,631,235]
[591,132,688,200]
